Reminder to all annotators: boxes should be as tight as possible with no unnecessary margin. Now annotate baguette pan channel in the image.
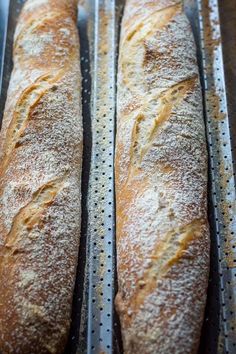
[0,0,82,353]
[115,1,210,353]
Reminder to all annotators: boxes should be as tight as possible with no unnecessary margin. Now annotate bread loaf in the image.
[115,1,210,353]
[0,0,82,353]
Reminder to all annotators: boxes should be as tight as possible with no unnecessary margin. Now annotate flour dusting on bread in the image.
[115,1,209,353]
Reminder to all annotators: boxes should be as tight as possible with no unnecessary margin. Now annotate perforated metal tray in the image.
[0,0,236,353]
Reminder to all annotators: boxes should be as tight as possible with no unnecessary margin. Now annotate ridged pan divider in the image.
[196,0,236,352]
[78,0,118,353]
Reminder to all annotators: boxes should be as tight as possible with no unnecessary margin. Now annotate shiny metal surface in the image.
[196,1,236,352]
[80,1,117,353]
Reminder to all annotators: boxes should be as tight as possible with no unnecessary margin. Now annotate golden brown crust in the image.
[115,1,210,353]
[0,1,82,353]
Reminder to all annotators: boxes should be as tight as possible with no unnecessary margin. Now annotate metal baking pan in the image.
[0,0,236,353]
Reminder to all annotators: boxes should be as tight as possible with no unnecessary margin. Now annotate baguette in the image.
[115,1,210,353]
[0,1,82,353]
